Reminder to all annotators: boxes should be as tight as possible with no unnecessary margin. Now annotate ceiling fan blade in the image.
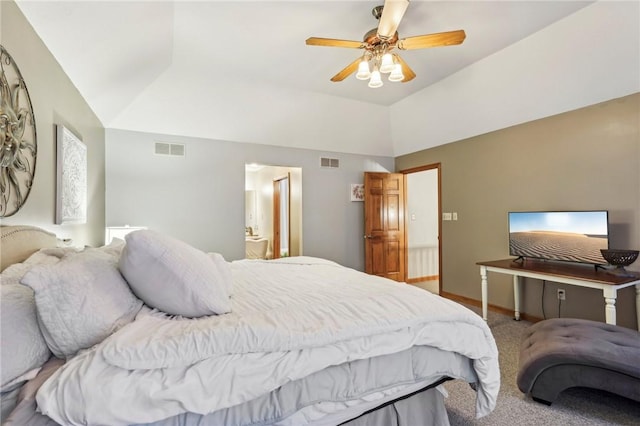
[393,54,416,82]
[330,57,362,82]
[306,37,364,49]
[377,0,410,40]
[397,30,466,50]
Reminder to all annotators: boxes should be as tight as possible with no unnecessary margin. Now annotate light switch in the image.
[443,212,452,221]
[411,214,416,221]
[452,212,458,221]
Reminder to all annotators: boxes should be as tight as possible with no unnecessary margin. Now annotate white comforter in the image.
[36,257,500,425]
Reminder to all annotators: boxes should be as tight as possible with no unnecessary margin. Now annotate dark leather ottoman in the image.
[517,318,640,405]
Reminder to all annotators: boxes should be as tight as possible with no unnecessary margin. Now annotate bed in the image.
[1,225,500,426]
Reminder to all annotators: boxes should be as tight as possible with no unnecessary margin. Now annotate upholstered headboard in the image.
[0,226,57,271]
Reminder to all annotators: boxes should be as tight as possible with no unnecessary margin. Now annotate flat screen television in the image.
[508,210,609,265]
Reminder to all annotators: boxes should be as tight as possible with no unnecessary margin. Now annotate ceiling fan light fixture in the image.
[388,63,404,82]
[306,0,466,87]
[379,53,394,73]
[368,70,383,88]
[356,59,371,80]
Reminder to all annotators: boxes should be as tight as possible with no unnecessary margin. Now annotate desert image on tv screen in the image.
[509,211,608,264]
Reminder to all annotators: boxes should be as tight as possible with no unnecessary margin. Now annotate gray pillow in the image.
[21,250,143,359]
[119,230,231,317]
[0,284,51,391]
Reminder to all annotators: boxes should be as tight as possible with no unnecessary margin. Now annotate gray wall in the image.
[0,1,105,246]
[396,93,640,329]
[105,129,393,270]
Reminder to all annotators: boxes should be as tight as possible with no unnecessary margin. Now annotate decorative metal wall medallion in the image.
[0,45,37,217]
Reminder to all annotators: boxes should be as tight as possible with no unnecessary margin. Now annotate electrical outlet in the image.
[557,289,566,300]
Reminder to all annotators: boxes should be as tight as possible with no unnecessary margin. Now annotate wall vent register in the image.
[320,157,340,168]
[154,142,186,157]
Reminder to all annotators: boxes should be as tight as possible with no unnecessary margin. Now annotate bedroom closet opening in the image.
[245,164,302,260]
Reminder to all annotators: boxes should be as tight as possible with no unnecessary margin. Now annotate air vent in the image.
[320,157,339,168]
[154,142,185,157]
[170,143,185,156]
[154,142,171,155]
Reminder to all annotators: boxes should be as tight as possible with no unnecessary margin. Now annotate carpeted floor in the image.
[443,304,640,425]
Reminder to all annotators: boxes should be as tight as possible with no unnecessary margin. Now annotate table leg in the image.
[603,288,617,325]
[513,275,521,321]
[480,266,488,321]
[636,284,640,331]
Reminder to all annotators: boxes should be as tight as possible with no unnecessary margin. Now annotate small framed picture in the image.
[350,184,364,202]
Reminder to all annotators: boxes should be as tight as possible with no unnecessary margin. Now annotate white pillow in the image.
[0,284,51,391]
[207,252,233,295]
[97,237,126,258]
[1,250,62,286]
[119,230,231,318]
[0,249,63,391]
[41,238,124,261]
[21,250,143,359]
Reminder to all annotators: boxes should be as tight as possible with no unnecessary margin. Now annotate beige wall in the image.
[0,1,105,246]
[396,93,640,329]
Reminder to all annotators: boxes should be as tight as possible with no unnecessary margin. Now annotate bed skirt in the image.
[3,357,451,426]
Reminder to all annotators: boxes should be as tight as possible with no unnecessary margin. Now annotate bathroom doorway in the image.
[245,164,302,259]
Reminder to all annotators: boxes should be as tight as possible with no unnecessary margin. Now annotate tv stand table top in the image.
[477,258,640,285]
[476,258,640,330]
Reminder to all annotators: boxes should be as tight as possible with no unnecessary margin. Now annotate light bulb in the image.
[368,70,383,88]
[355,60,371,80]
[388,63,404,82]
[379,53,394,73]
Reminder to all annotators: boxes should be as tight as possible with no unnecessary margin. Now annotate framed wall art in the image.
[350,183,364,202]
[56,125,87,224]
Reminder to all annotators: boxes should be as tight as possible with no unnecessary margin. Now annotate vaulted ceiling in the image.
[15,1,639,156]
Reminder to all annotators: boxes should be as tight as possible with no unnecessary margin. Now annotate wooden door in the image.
[273,179,281,259]
[364,172,406,281]
[272,174,290,259]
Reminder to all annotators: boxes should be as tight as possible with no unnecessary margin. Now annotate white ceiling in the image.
[17,0,626,155]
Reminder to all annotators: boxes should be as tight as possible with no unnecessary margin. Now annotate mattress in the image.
[31,258,498,425]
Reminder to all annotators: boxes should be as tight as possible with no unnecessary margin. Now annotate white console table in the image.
[477,259,640,330]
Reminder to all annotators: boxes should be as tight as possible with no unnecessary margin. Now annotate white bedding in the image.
[36,257,500,425]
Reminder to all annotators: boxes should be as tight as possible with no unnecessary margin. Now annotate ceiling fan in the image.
[305,0,466,88]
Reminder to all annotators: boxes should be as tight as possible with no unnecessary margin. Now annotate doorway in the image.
[245,165,302,259]
[403,164,441,294]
